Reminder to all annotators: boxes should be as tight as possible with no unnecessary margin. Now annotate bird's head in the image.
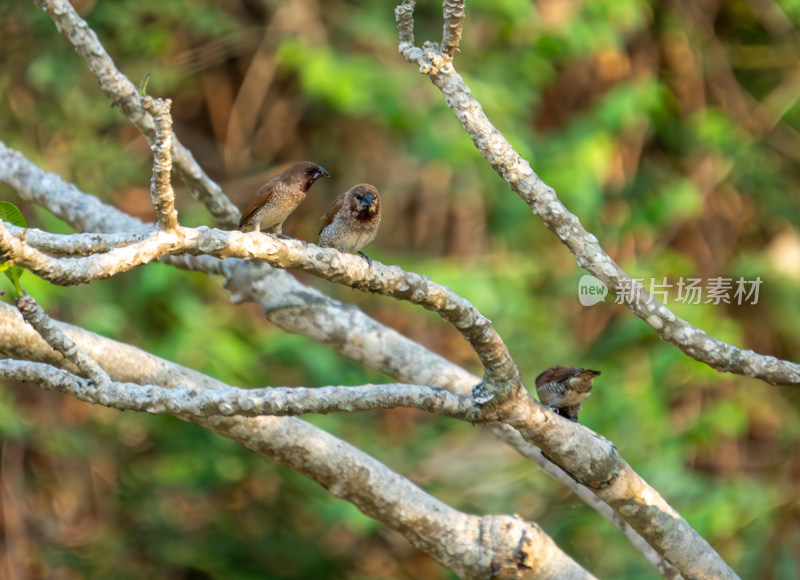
[349,184,381,217]
[286,161,330,191]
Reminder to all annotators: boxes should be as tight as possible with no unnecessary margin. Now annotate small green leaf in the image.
[138,72,151,97]
[0,202,26,298]
[3,267,23,300]
[0,202,27,228]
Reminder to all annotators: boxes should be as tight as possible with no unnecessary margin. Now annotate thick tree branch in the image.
[32,0,241,228]
[0,220,523,401]
[206,415,596,580]
[0,362,477,420]
[395,0,800,388]
[0,361,593,579]
[0,301,682,579]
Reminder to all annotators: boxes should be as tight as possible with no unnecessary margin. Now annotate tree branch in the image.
[14,293,110,386]
[140,96,179,231]
[395,2,742,579]
[32,0,241,228]
[0,361,477,420]
[1,223,155,256]
[0,361,593,579]
[0,219,523,401]
[0,300,682,579]
[395,0,800,388]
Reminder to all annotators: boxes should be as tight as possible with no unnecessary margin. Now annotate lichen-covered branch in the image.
[0,222,179,284]
[0,300,682,578]
[394,0,800,388]
[0,359,593,579]
[32,0,240,228]
[14,293,109,386]
[0,220,522,399]
[1,223,154,256]
[204,414,597,580]
[0,362,477,420]
[441,0,465,56]
[140,96,179,231]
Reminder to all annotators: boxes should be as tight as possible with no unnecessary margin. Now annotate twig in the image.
[441,0,465,56]
[14,293,110,385]
[1,224,154,256]
[140,96,179,231]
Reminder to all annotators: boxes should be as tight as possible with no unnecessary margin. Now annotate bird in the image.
[319,184,381,264]
[535,366,601,422]
[238,161,329,235]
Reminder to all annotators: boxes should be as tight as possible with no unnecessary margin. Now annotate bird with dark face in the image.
[238,161,329,235]
[319,184,381,264]
[535,366,601,422]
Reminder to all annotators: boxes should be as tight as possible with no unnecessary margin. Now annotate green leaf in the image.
[3,267,23,299]
[0,202,26,298]
[0,201,27,228]
[138,72,151,97]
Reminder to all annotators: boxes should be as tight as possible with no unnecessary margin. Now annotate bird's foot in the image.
[358,251,373,268]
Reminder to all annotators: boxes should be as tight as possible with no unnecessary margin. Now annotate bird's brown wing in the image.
[239,177,277,228]
[535,365,580,387]
[319,191,347,234]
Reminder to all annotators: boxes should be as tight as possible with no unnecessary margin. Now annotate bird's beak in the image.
[316,166,330,180]
[359,193,375,210]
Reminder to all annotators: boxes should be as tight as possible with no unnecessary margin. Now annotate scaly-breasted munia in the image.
[535,366,601,422]
[238,161,329,235]
[319,184,381,263]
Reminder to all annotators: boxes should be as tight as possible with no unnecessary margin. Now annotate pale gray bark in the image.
[0,322,593,580]
[14,293,110,386]
[140,96,179,231]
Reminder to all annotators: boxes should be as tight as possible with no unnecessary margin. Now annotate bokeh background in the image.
[2,0,800,578]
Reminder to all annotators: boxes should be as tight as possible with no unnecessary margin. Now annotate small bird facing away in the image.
[535,366,601,422]
[319,184,381,264]
[238,161,329,235]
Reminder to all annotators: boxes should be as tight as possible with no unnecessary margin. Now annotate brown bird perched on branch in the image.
[535,366,601,422]
[319,184,381,264]
[238,161,329,235]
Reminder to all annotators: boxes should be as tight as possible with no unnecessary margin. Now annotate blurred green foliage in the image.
[2,0,800,578]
